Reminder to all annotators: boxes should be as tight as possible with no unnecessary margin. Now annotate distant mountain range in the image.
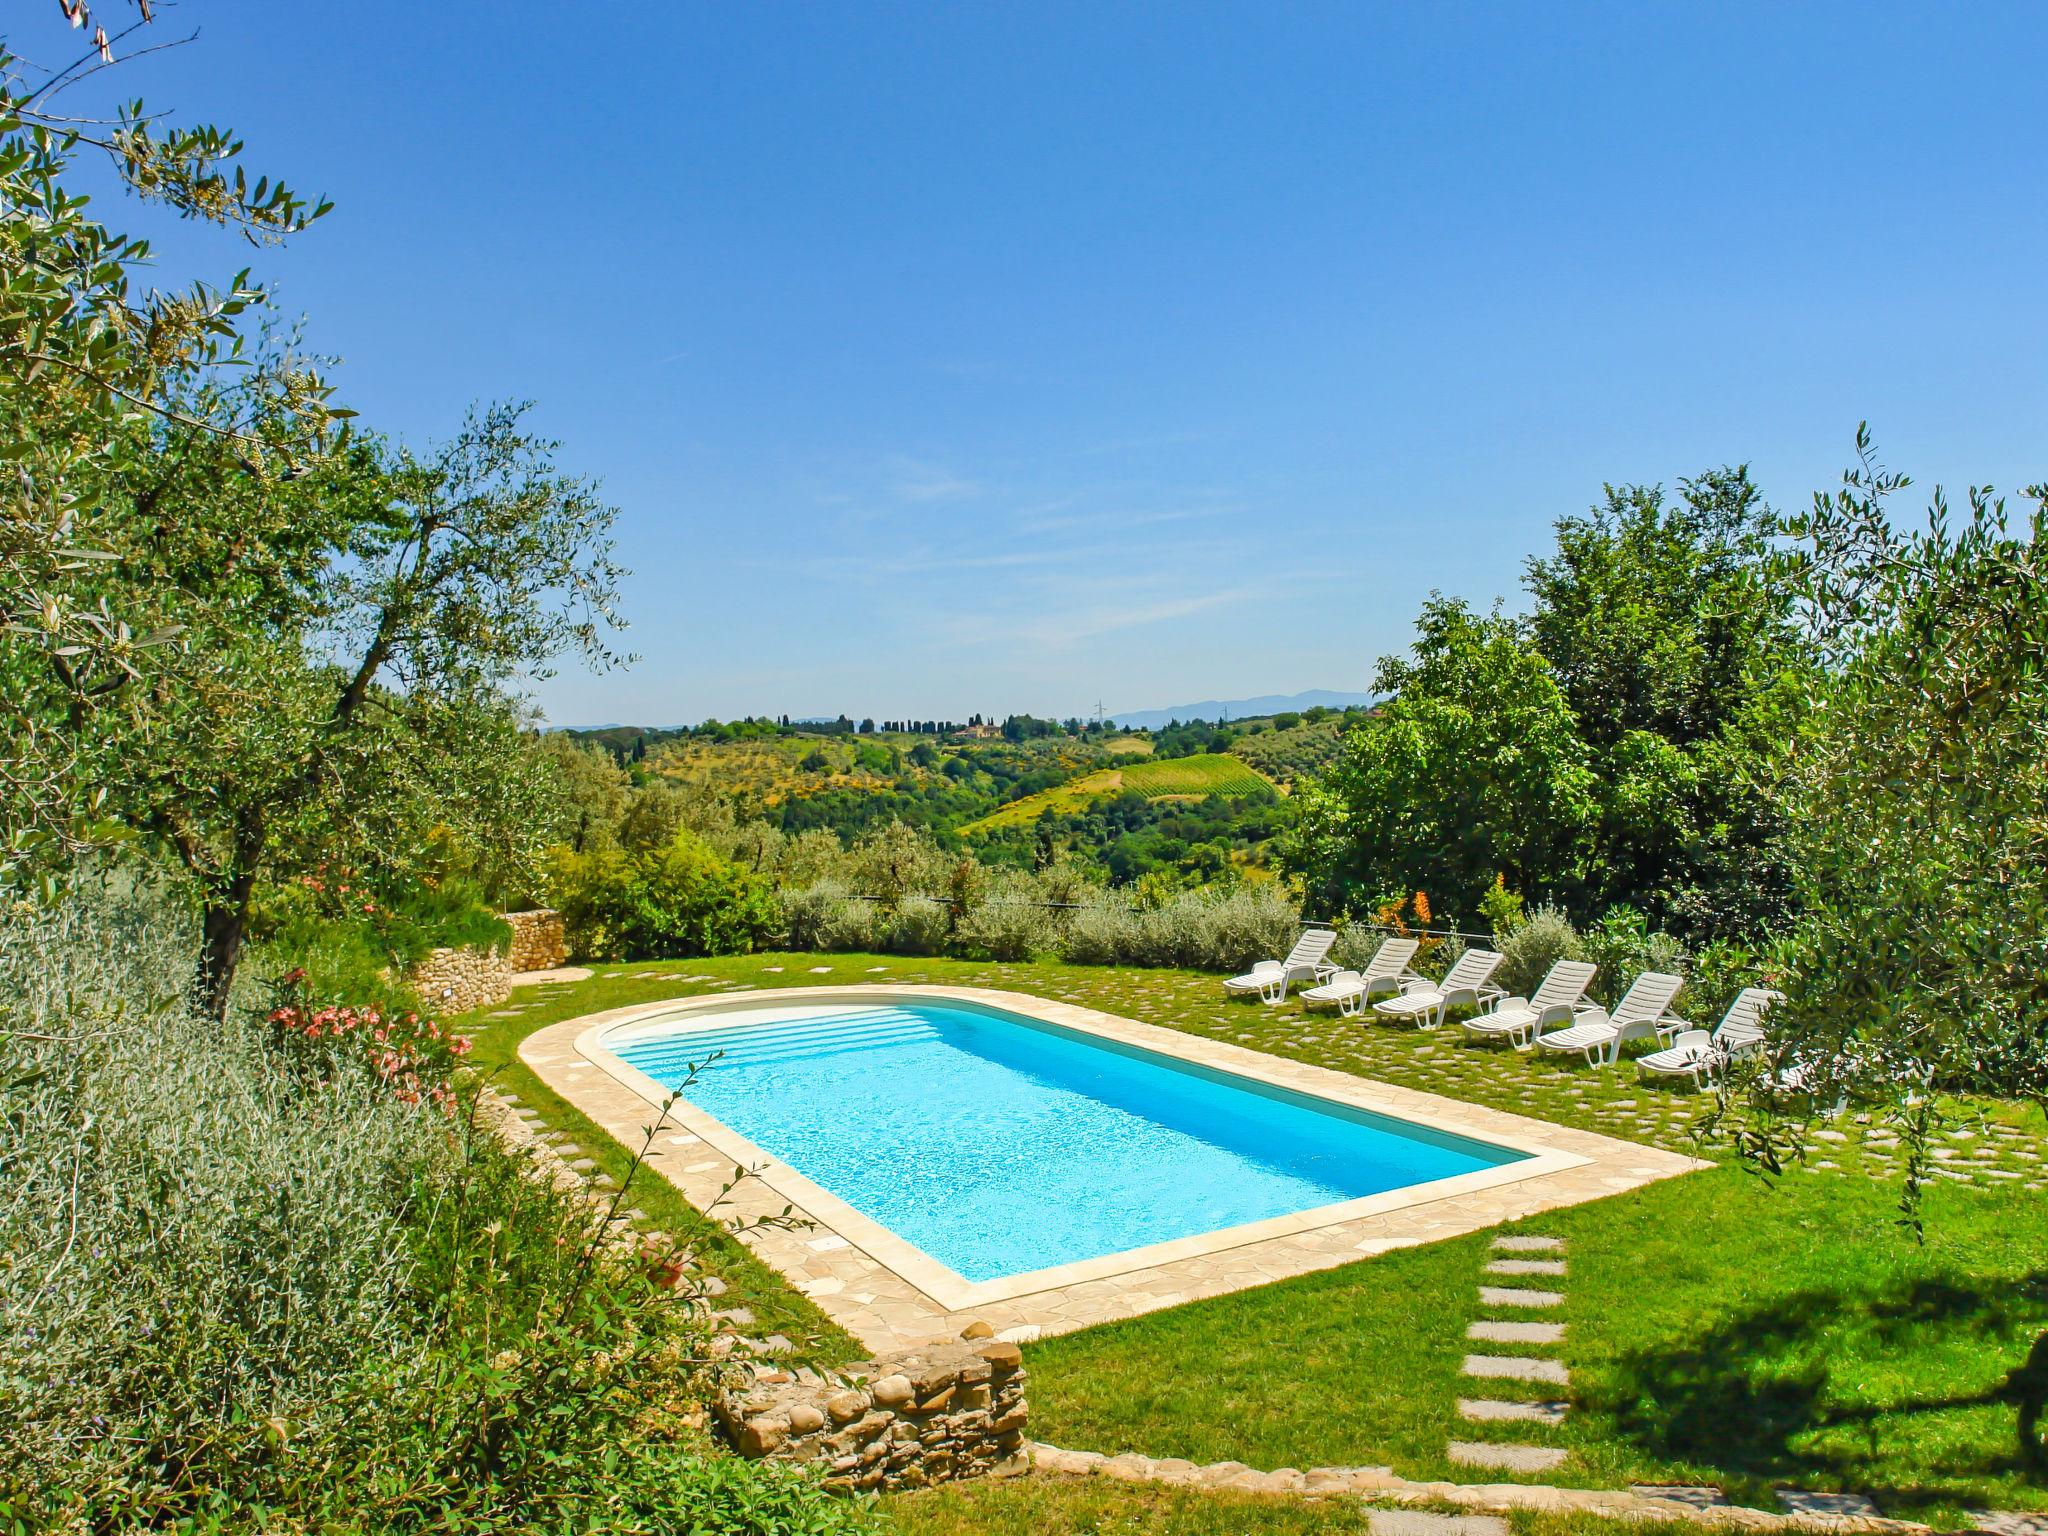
[1107,689,1378,731]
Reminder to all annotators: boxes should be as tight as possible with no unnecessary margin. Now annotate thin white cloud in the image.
[1013,503,1241,535]
[886,455,980,503]
[786,547,1088,580]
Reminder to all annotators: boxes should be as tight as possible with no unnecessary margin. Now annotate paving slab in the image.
[1448,1441,1569,1472]
[1479,1286,1564,1309]
[1965,1514,2048,1536]
[1492,1235,1565,1252]
[1633,1486,1731,1511]
[1459,1398,1569,1425]
[1777,1490,1883,1518]
[1485,1258,1567,1277]
[1463,1354,1570,1385]
[510,966,593,987]
[1368,1511,1511,1536]
[1468,1320,1566,1345]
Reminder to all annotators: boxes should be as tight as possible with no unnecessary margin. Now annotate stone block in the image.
[1448,1440,1569,1472]
[871,1374,914,1408]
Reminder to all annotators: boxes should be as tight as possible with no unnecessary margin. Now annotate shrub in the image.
[1084,884,1300,971]
[768,879,881,954]
[1167,883,1301,972]
[885,895,952,956]
[814,894,883,952]
[1478,874,1526,937]
[1332,892,1448,974]
[0,881,446,1523]
[954,883,1053,961]
[781,878,847,950]
[1580,904,1690,1006]
[555,833,779,961]
[1494,903,1587,996]
[0,878,873,1533]
[1427,933,1469,979]
[1684,936,1769,1022]
[1059,896,1139,966]
[1331,922,1389,971]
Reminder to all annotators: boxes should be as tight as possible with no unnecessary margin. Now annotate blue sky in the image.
[76,2,2048,726]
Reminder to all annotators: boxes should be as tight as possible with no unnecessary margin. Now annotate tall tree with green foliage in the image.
[1287,468,1796,932]
[1523,468,1797,931]
[1283,598,1596,919]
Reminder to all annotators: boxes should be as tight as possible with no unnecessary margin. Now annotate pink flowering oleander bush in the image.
[266,984,474,1112]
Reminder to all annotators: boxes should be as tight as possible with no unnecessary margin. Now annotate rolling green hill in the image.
[959,752,1273,835]
[1226,716,1351,784]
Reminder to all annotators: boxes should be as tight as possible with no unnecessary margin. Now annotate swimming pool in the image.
[612,997,1529,1283]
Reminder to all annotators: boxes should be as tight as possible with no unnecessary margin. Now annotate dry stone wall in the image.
[716,1336,1028,1492]
[408,943,512,1014]
[503,908,567,972]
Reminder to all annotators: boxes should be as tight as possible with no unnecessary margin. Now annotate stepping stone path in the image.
[1455,1235,1572,1475]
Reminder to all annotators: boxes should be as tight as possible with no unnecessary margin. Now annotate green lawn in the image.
[456,952,2048,1525]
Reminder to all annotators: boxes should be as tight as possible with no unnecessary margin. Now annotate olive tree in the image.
[1708,429,2048,1459]
[1,13,333,866]
[106,392,625,1016]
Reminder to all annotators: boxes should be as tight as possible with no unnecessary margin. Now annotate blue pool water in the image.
[614,1001,1526,1282]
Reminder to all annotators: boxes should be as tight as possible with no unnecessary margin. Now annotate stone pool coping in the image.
[522,984,1708,1352]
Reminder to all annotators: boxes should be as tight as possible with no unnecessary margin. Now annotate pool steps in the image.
[617,1008,941,1075]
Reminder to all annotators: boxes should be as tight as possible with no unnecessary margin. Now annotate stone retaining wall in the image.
[409,943,513,1014]
[716,1336,1029,1492]
[503,908,568,972]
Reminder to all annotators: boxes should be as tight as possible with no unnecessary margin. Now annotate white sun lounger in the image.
[1639,987,1782,1086]
[1373,948,1505,1029]
[1224,928,1337,1004]
[1462,960,1599,1048]
[1535,971,1687,1065]
[1300,937,1422,1016]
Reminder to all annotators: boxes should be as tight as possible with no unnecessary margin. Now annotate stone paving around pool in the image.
[521,983,1707,1353]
